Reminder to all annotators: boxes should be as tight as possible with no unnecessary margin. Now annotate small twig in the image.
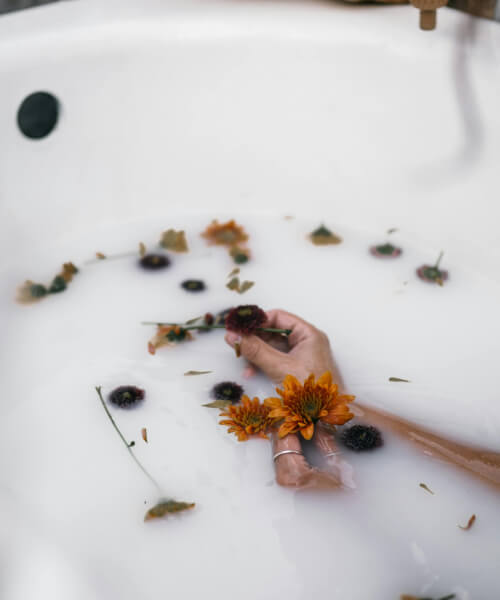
[95,386,162,494]
[84,251,137,266]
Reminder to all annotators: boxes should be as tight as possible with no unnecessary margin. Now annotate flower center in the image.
[303,395,320,419]
[237,307,253,318]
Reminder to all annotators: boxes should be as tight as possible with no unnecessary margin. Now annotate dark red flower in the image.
[109,386,145,408]
[181,279,206,292]
[139,254,170,270]
[370,243,402,258]
[212,381,244,403]
[341,425,383,451]
[417,265,449,285]
[225,305,267,335]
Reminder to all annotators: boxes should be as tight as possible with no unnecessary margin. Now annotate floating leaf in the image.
[141,428,148,443]
[184,370,212,376]
[186,316,203,325]
[228,267,240,278]
[203,399,232,409]
[458,514,476,531]
[144,499,195,522]
[95,252,107,260]
[419,483,434,495]
[226,276,254,294]
[16,280,47,304]
[239,280,254,294]
[226,277,240,291]
[160,229,189,252]
[139,242,147,257]
[389,377,411,383]
[229,245,250,264]
[309,224,342,246]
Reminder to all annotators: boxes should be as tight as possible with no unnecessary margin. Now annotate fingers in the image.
[264,309,316,346]
[225,331,292,381]
[312,423,339,455]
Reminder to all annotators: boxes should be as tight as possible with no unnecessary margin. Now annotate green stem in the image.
[95,386,163,494]
[434,251,444,269]
[141,322,291,335]
[85,251,137,266]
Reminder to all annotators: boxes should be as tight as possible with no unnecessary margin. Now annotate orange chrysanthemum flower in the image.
[201,219,249,247]
[264,372,354,440]
[147,325,193,355]
[219,396,277,442]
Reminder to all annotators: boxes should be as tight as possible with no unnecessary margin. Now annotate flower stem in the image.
[141,322,291,335]
[434,251,444,269]
[85,251,137,266]
[95,386,163,494]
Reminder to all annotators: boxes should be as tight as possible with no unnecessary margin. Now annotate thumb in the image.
[225,332,288,380]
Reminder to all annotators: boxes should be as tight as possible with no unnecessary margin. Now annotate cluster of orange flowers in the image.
[201,219,251,264]
[219,371,354,442]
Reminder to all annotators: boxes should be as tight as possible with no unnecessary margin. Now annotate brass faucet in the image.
[409,0,498,30]
[410,0,448,29]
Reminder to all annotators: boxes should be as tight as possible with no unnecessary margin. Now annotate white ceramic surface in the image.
[1,1,500,599]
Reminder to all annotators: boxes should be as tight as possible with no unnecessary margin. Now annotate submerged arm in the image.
[354,402,500,491]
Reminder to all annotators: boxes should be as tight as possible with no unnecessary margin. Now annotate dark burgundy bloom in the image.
[109,386,145,408]
[370,243,402,258]
[225,305,267,334]
[181,279,206,292]
[341,425,383,451]
[139,254,170,270]
[417,265,449,285]
[211,381,244,403]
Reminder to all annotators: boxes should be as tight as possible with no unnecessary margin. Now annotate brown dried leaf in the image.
[160,229,189,252]
[419,483,434,495]
[226,277,240,291]
[239,280,254,294]
[185,316,203,325]
[284,215,295,220]
[228,267,240,278]
[139,242,147,257]
[96,252,106,260]
[458,514,476,531]
[203,400,232,409]
[144,499,195,521]
[389,377,411,383]
[61,262,78,282]
[184,370,212,376]
[141,428,148,443]
[310,225,342,246]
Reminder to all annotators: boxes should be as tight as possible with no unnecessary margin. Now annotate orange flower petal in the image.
[317,371,333,386]
[301,423,315,440]
[263,397,282,409]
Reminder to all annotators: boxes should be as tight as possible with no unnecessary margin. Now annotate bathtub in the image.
[1,1,500,599]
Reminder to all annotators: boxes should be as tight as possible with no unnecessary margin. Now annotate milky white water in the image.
[1,213,499,600]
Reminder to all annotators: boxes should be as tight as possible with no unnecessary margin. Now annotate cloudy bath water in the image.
[1,214,499,600]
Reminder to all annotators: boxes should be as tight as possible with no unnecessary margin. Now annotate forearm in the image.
[355,402,500,490]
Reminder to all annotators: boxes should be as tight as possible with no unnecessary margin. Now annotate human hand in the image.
[224,308,341,384]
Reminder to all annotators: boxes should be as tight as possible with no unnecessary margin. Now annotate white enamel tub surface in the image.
[1,1,500,599]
